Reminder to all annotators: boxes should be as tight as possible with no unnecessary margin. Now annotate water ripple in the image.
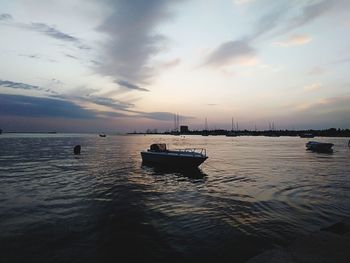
[0,134,349,262]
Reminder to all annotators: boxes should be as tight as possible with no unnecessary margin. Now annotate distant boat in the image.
[201,131,209,136]
[202,117,209,136]
[141,143,208,169]
[99,134,106,137]
[300,133,314,138]
[226,131,237,137]
[306,141,334,153]
[226,117,237,137]
[170,131,180,136]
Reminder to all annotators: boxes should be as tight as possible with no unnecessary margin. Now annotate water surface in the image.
[0,134,349,262]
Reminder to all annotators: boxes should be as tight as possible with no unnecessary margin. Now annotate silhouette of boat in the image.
[226,117,237,137]
[99,134,106,137]
[300,133,314,138]
[141,143,208,168]
[202,117,209,136]
[306,141,334,153]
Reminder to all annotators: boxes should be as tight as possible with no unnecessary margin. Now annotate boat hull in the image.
[306,142,334,153]
[141,151,207,168]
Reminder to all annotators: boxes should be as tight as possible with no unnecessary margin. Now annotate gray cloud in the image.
[0,79,57,94]
[0,80,40,90]
[86,95,135,111]
[137,112,194,121]
[0,93,190,124]
[116,80,149,92]
[0,93,95,119]
[204,40,255,67]
[284,0,335,34]
[28,22,79,42]
[20,54,41,59]
[0,13,12,21]
[97,111,130,118]
[0,14,87,49]
[97,0,181,90]
[64,53,79,59]
[249,3,290,41]
[204,0,348,67]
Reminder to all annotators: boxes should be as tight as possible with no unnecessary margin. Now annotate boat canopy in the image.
[150,143,167,152]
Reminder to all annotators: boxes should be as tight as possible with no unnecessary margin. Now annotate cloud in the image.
[275,35,312,47]
[303,83,322,92]
[250,3,290,41]
[138,112,193,121]
[86,95,135,111]
[96,111,130,118]
[0,14,86,48]
[204,40,255,67]
[205,0,348,68]
[97,0,181,89]
[19,54,41,59]
[0,13,12,21]
[28,22,79,42]
[284,1,335,33]
[0,80,40,90]
[0,93,190,124]
[115,80,149,92]
[64,53,79,59]
[0,79,57,94]
[0,93,95,119]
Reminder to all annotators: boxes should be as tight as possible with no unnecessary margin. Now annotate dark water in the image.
[0,134,349,262]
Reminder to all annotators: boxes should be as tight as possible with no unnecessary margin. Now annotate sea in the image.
[0,134,349,262]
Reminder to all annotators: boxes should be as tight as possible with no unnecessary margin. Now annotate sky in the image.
[0,0,349,132]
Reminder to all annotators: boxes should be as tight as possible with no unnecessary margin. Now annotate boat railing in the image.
[174,148,206,156]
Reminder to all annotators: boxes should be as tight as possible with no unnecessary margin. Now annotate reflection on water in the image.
[0,134,349,262]
[141,164,208,180]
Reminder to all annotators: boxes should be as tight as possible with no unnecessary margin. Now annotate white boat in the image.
[306,141,334,152]
[141,143,208,169]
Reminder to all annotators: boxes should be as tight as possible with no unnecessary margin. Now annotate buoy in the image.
[74,145,81,155]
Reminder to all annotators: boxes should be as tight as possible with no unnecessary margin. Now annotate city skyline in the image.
[1,0,350,132]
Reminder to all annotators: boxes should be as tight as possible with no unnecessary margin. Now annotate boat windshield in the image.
[173,148,206,156]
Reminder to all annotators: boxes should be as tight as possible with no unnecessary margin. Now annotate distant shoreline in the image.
[1,128,349,137]
[128,128,350,137]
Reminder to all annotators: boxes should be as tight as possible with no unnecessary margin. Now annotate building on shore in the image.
[180,125,189,134]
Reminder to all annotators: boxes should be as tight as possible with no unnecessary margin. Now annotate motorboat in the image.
[306,141,334,152]
[99,134,106,137]
[141,143,208,169]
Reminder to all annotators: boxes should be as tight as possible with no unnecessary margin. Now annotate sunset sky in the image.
[0,0,349,132]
